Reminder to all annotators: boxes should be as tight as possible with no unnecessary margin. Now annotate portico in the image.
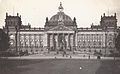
[47,30,76,53]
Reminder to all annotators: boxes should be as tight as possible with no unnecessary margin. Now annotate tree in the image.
[115,31,120,53]
[0,29,10,51]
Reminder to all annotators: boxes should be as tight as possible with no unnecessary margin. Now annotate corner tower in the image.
[100,13,117,31]
[5,13,22,34]
[4,13,22,52]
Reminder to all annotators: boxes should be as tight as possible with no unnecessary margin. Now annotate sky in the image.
[0,0,120,28]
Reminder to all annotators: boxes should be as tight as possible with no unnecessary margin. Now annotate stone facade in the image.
[3,3,118,54]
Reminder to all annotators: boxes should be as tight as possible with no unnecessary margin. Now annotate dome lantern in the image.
[58,2,64,12]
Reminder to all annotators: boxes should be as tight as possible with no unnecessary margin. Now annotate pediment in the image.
[49,25,73,31]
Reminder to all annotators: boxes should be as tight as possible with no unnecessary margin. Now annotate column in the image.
[68,33,71,50]
[66,34,68,49]
[70,34,73,51]
[63,33,65,51]
[18,33,21,52]
[73,33,76,52]
[55,34,58,52]
[56,34,58,49]
[47,34,50,53]
[24,34,26,48]
[64,34,68,50]
[50,34,54,51]
[75,33,78,50]
[56,33,59,53]
[53,33,55,51]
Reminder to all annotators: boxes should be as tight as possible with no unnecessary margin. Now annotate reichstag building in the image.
[3,3,117,54]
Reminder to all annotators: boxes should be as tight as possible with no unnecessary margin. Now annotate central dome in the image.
[45,2,77,29]
[49,12,72,22]
[49,2,72,22]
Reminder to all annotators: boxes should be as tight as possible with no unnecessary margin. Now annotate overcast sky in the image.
[0,0,120,28]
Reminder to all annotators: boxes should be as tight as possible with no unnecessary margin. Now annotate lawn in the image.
[0,59,120,74]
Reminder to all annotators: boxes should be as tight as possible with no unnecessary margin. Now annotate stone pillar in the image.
[68,33,71,50]
[63,33,65,51]
[64,34,67,49]
[70,34,73,52]
[24,34,26,48]
[53,33,55,51]
[65,34,68,51]
[47,34,50,53]
[56,33,59,54]
[55,34,58,53]
[18,33,21,52]
[75,33,78,50]
[56,34,58,49]
[73,33,76,53]
[49,34,52,51]
[50,34,54,51]
[67,34,69,49]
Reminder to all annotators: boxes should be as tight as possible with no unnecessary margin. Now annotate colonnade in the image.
[47,33,76,53]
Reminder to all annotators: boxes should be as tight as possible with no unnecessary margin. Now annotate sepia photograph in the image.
[0,0,120,74]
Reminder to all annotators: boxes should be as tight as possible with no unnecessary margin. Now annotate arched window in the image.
[10,34,14,39]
